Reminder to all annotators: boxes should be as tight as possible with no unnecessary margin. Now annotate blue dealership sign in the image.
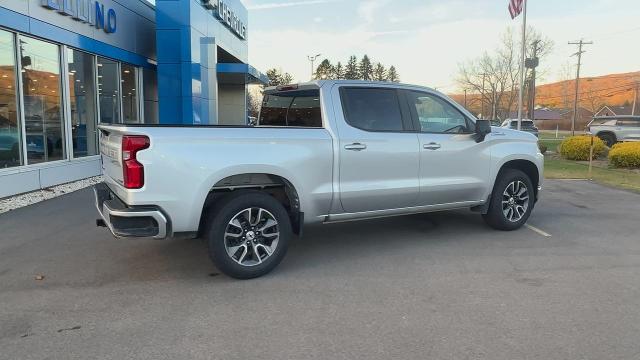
[41,0,116,34]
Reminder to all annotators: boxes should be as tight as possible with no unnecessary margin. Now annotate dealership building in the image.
[0,0,267,198]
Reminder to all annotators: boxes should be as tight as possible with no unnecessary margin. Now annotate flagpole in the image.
[516,0,527,131]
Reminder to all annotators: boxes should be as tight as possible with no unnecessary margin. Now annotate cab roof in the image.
[263,80,438,94]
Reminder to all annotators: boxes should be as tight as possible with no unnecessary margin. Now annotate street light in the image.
[307,54,321,80]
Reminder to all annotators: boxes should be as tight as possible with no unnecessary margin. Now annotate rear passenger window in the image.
[259,90,322,127]
[617,119,640,127]
[341,88,404,132]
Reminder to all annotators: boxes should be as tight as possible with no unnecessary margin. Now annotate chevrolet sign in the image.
[201,0,247,40]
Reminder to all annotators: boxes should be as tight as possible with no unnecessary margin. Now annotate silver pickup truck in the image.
[94,80,543,279]
[588,116,640,147]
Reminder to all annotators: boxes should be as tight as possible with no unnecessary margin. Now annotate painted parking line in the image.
[525,223,552,237]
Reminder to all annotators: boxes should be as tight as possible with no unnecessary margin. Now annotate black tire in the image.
[482,169,534,231]
[205,190,292,279]
[598,133,616,147]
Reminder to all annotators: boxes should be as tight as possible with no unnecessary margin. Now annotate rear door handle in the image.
[345,143,367,151]
[423,142,441,150]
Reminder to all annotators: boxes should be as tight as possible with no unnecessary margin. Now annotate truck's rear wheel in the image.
[206,191,292,279]
[482,169,533,231]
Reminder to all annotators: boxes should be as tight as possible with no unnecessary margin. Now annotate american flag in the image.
[509,0,524,19]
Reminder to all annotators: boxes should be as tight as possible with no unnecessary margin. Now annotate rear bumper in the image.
[94,182,170,239]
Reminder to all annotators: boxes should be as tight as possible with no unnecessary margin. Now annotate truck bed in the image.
[98,124,335,233]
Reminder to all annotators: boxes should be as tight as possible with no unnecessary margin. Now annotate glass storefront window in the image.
[121,64,138,123]
[68,49,97,157]
[0,30,21,168]
[0,30,145,169]
[97,57,120,123]
[20,36,65,164]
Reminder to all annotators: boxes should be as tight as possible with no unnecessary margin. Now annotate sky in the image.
[240,0,640,92]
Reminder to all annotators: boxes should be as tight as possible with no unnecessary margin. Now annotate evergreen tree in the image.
[359,55,374,81]
[333,62,344,79]
[266,68,281,86]
[315,59,333,80]
[344,56,359,80]
[387,66,400,82]
[281,72,294,84]
[266,68,294,86]
[373,63,387,81]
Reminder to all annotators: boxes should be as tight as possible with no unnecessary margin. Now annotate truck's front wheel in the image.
[482,169,534,231]
[206,191,292,279]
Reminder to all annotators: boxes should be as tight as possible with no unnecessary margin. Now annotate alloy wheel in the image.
[501,181,529,223]
[224,207,280,266]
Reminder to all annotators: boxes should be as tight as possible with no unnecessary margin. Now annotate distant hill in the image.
[449,71,640,113]
[536,71,640,110]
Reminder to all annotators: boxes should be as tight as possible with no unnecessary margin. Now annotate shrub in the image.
[559,136,606,160]
[537,141,547,154]
[609,142,640,168]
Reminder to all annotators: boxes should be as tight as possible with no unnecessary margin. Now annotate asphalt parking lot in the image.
[1,180,639,360]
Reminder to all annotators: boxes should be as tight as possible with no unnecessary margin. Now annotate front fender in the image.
[486,134,544,198]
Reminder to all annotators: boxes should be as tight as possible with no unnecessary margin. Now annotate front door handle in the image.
[423,142,441,150]
[345,143,367,151]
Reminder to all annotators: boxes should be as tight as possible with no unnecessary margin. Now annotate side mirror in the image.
[475,119,492,142]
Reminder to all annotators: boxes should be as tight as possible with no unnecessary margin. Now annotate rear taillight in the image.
[122,135,150,189]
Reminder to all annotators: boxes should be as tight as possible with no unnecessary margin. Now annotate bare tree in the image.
[557,62,575,110]
[583,82,605,114]
[457,27,553,120]
[247,86,263,117]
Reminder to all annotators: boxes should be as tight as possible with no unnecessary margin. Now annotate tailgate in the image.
[99,127,125,186]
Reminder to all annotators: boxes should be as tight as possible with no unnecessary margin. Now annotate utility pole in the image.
[633,82,638,116]
[568,39,593,136]
[464,89,467,110]
[516,0,528,131]
[527,40,541,120]
[307,54,321,81]
[481,73,486,119]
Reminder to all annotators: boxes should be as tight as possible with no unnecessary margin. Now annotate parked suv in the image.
[501,119,539,137]
[94,80,543,279]
[588,116,640,147]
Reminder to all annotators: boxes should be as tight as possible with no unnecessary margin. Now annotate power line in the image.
[590,26,640,41]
